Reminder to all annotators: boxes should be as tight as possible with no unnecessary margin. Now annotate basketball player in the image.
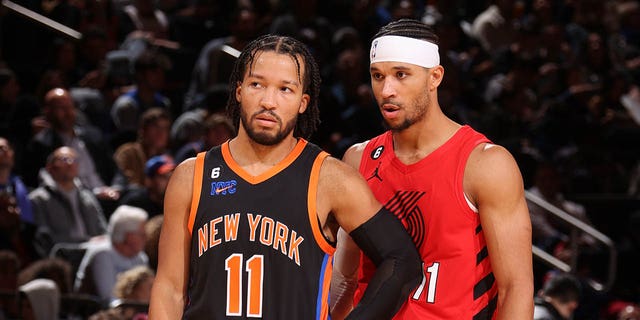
[330,19,534,319]
[148,35,422,319]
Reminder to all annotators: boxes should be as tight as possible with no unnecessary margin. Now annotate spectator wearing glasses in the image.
[28,147,107,254]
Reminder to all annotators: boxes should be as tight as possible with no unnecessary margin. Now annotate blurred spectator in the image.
[326,45,383,156]
[29,147,107,254]
[0,192,43,267]
[114,108,171,187]
[173,114,234,164]
[0,137,34,224]
[43,38,81,89]
[606,301,640,320]
[110,265,154,319]
[17,258,73,295]
[0,68,40,168]
[74,205,148,303]
[110,50,171,144]
[171,83,229,152]
[617,303,640,320]
[23,88,123,202]
[77,28,113,77]
[77,0,121,47]
[88,307,127,320]
[471,0,518,57]
[527,161,598,255]
[0,250,20,292]
[118,0,170,42]
[18,278,60,320]
[118,155,175,217]
[183,0,260,111]
[534,272,582,320]
[112,265,154,303]
[0,250,20,318]
[143,215,162,272]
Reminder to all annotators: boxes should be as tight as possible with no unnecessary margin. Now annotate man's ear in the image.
[429,65,444,91]
[235,81,243,103]
[299,93,309,114]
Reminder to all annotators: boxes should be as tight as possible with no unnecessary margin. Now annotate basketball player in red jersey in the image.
[149,35,421,319]
[331,19,534,319]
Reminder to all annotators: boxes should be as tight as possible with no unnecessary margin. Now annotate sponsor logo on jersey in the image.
[366,163,383,182]
[211,180,237,196]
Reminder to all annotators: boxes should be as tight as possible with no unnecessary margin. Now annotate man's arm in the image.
[330,142,366,320]
[466,144,534,319]
[148,158,195,319]
[319,156,421,320]
[330,228,360,319]
[89,251,117,301]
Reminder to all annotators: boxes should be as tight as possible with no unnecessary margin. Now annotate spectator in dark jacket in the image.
[29,147,107,254]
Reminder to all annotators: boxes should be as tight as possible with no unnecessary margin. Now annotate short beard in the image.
[241,109,298,146]
[384,94,429,132]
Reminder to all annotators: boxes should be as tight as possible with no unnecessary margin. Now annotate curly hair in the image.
[113,265,155,301]
[226,34,321,140]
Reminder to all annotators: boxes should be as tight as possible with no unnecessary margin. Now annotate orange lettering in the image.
[247,214,261,242]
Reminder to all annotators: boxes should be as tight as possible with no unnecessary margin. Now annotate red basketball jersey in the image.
[354,126,498,319]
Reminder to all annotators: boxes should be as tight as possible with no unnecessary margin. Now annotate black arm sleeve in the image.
[345,208,423,320]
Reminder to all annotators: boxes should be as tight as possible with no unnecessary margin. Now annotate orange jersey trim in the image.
[308,151,335,255]
[188,152,206,234]
[221,139,308,185]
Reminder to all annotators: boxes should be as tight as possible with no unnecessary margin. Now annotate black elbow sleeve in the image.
[346,208,423,320]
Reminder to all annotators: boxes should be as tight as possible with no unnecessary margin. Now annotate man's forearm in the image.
[149,281,186,319]
[346,208,422,319]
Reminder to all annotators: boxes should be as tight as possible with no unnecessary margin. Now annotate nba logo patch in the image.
[371,40,378,60]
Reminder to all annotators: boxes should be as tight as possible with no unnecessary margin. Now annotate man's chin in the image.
[248,132,283,146]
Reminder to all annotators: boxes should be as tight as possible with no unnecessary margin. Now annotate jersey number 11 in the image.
[225,254,264,317]
[412,262,440,303]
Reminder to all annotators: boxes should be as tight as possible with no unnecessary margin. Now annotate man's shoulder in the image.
[28,186,49,199]
[112,92,138,108]
[29,128,57,147]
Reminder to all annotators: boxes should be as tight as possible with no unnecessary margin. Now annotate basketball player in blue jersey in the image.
[149,34,422,319]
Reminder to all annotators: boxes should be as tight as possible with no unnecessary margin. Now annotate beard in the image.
[383,93,429,132]
[240,108,298,146]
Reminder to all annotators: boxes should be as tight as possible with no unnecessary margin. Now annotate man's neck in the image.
[56,127,75,138]
[0,168,10,184]
[391,112,460,165]
[228,134,299,176]
[56,180,76,191]
[114,242,137,258]
[136,85,156,103]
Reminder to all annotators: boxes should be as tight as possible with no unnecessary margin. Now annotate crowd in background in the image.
[1,0,640,319]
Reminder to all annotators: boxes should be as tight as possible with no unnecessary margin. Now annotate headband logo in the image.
[371,40,378,59]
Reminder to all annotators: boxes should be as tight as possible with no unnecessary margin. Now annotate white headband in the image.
[370,35,440,68]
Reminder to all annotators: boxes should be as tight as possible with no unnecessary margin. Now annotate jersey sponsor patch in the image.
[211,180,237,195]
